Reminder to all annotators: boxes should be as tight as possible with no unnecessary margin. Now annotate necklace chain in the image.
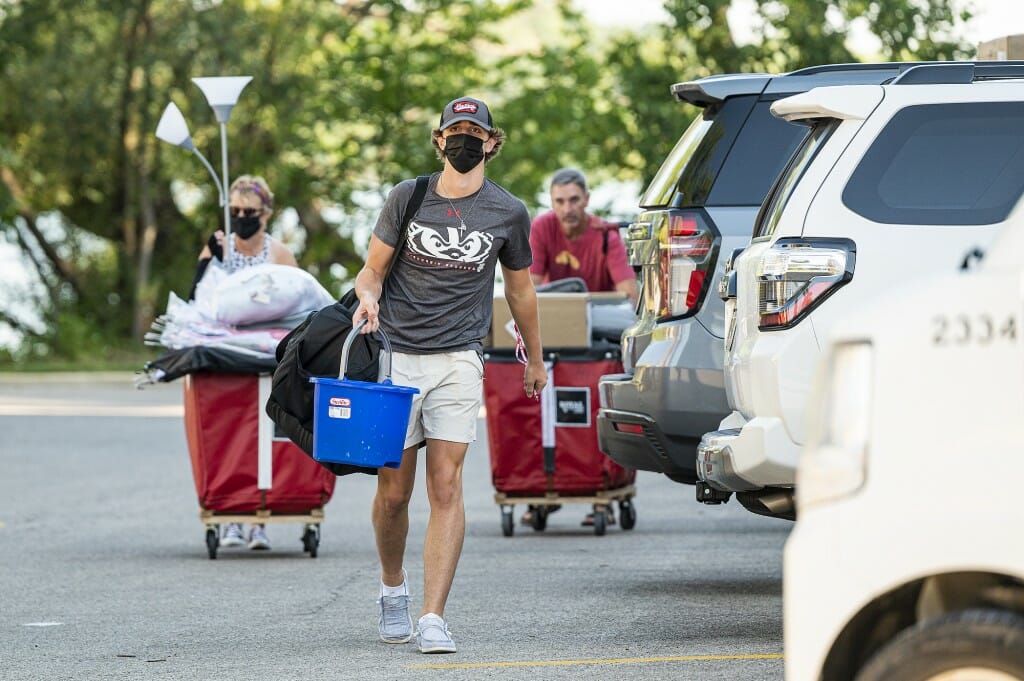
[439,176,482,234]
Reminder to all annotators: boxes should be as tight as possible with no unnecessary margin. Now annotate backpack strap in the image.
[387,174,430,275]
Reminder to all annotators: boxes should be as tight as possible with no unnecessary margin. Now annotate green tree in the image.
[0,0,543,358]
[606,0,976,186]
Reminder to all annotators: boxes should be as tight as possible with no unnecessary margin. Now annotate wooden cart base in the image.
[199,508,324,559]
[494,485,637,537]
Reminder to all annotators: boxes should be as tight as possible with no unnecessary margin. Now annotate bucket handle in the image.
[339,318,393,381]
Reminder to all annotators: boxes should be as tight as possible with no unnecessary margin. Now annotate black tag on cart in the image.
[554,387,590,427]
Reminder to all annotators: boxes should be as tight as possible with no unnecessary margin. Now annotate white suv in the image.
[698,62,1024,519]
[785,198,1024,681]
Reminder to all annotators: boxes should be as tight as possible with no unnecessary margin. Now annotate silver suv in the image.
[597,63,935,487]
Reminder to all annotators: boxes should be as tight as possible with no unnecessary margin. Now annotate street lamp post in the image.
[154,75,252,272]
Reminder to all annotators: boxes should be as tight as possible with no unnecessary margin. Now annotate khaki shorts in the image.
[388,350,484,449]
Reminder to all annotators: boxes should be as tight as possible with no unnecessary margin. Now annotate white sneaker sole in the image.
[248,541,270,550]
[417,641,457,654]
[380,632,413,644]
[220,538,245,548]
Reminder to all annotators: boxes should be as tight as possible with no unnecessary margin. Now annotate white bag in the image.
[194,262,334,326]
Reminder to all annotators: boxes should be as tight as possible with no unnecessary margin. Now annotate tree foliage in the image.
[608,0,975,185]
[0,0,975,361]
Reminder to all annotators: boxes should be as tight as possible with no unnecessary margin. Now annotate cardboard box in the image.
[489,292,592,350]
[978,34,1024,60]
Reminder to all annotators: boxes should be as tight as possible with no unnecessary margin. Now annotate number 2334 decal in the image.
[932,314,1018,345]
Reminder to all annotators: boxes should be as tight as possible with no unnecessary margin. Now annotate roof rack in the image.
[892,62,1024,85]
[786,62,913,76]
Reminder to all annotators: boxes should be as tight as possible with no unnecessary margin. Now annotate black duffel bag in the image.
[265,175,428,476]
[265,294,381,476]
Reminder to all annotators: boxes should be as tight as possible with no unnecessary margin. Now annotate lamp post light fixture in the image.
[154,75,253,272]
[155,102,224,207]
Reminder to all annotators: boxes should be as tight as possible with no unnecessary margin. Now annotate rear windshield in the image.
[843,102,1024,225]
[707,102,807,206]
[640,97,806,209]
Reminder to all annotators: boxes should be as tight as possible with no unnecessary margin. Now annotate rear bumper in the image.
[596,405,700,482]
[696,415,800,491]
[598,298,729,483]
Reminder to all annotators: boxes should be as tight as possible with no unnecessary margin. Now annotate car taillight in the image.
[657,210,719,319]
[757,238,855,330]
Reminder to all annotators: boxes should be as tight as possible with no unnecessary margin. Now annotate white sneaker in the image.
[378,594,413,643]
[221,523,245,548]
[416,613,456,654]
[248,524,270,550]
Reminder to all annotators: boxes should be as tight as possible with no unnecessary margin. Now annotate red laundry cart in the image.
[183,372,336,558]
[483,348,636,536]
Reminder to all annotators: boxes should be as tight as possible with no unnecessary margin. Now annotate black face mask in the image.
[230,215,262,240]
[443,134,485,174]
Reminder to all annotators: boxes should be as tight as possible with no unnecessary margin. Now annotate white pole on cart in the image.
[540,361,556,473]
[192,76,253,274]
[257,375,274,491]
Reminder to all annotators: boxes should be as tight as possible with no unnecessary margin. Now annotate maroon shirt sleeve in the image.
[529,211,558,279]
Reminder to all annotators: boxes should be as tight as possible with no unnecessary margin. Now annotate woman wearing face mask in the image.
[188,174,298,300]
[187,174,297,551]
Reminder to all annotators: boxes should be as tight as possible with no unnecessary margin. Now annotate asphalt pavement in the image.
[0,373,789,680]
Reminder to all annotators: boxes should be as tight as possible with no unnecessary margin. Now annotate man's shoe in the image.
[221,523,245,547]
[417,613,456,654]
[378,595,413,644]
[248,524,271,550]
[521,505,561,526]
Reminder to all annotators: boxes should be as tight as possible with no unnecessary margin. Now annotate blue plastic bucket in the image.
[310,321,419,469]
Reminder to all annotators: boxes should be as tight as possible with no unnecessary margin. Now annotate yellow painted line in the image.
[408,652,783,670]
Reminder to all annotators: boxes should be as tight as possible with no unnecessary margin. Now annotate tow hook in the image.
[696,483,732,504]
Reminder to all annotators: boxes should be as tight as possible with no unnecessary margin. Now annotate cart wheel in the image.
[308,530,319,559]
[302,524,320,558]
[619,500,637,530]
[530,505,548,532]
[205,527,219,560]
[501,507,514,537]
[593,507,607,536]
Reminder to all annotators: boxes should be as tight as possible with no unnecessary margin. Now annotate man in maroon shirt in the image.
[529,168,637,304]
[526,169,638,527]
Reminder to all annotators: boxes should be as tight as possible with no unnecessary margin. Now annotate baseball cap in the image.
[439,97,493,132]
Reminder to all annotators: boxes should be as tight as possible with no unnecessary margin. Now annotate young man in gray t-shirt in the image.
[353,96,546,654]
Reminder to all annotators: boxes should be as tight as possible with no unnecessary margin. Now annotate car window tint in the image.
[639,114,713,208]
[640,96,756,209]
[843,102,1024,225]
[755,121,837,238]
[707,101,808,207]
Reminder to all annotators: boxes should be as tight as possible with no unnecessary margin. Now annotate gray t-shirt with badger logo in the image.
[373,173,533,354]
